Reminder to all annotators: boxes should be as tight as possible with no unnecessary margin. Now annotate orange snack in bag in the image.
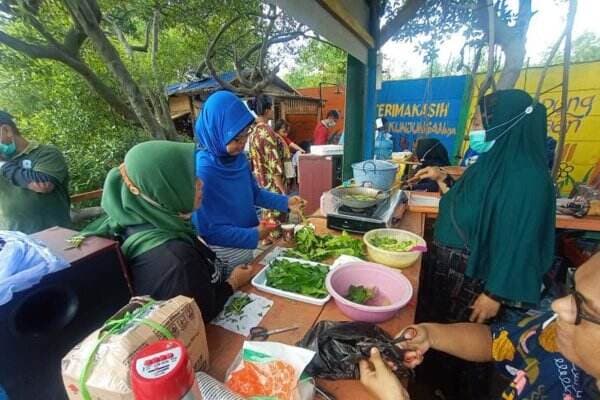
[226,359,296,400]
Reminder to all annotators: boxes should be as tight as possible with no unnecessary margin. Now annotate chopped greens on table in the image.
[285,226,365,261]
[224,294,253,318]
[345,285,377,305]
[265,258,329,299]
[369,235,417,252]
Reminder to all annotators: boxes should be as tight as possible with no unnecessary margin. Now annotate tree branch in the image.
[258,5,276,75]
[63,24,87,57]
[0,29,58,59]
[0,30,137,121]
[380,0,426,45]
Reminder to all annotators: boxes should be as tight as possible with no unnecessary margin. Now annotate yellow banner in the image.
[466,61,600,193]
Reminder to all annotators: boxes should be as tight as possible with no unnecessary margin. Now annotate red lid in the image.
[130,339,194,400]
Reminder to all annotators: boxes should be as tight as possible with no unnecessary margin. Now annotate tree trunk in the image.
[496,0,532,89]
[64,0,173,140]
[497,38,526,89]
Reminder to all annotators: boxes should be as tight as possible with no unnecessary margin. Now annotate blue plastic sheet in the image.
[0,231,70,306]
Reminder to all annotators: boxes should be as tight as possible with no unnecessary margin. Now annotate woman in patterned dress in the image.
[247,95,291,242]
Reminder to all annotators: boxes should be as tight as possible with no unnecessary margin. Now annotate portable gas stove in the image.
[326,190,407,233]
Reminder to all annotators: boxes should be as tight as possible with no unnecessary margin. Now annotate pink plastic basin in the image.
[325,261,413,323]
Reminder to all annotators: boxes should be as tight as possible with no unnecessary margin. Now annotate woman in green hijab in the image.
[409,89,555,399]
[82,141,253,322]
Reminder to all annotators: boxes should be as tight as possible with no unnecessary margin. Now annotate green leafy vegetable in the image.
[224,294,253,317]
[285,226,365,261]
[343,194,376,202]
[266,258,329,298]
[369,235,417,252]
[345,285,377,305]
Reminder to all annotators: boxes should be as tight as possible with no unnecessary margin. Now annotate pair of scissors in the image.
[249,325,299,341]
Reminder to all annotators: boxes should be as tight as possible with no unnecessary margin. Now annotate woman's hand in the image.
[469,293,501,323]
[258,221,278,240]
[396,325,432,368]
[359,348,410,400]
[408,166,447,184]
[226,264,254,290]
[288,195,306,214]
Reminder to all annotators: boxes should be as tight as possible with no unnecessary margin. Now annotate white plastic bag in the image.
[224,341,315,400]
[0,231,70,306]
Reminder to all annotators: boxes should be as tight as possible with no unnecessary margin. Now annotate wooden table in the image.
[406,191,600,232]
[206,212,425,399]
[31,226,133,294]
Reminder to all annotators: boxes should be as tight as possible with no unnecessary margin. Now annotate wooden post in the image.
[552,0,578,180]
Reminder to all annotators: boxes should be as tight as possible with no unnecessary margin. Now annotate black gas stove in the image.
[326,190,406,233]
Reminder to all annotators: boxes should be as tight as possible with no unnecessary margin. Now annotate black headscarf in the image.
[415,138,450,167]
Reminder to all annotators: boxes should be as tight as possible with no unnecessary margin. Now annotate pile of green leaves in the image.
[266,258,329,299]
[369,235,417,252]
[224,294,253,318]
[285,227,365,261]
[345,285,377,305]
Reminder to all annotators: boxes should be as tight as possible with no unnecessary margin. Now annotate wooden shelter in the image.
[166,71,322,142]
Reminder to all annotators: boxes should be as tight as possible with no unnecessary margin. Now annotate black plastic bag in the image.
[297,320,412,380]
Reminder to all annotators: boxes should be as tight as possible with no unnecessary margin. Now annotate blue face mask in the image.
[0,126,16,158]
[469,130,495,154]
[0,141,16,157]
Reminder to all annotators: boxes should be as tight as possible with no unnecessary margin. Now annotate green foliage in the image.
[266,258,329,299]
[345,285,376,305]
[284,40,347,89]
[284,226,364,261]
[0,0,262,194]
[543,32,600,65]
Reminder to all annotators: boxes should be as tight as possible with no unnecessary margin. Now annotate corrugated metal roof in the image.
[166,71,302,97]
[166,72,238,96]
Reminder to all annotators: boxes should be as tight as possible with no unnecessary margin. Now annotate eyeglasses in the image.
[571,289,600,326]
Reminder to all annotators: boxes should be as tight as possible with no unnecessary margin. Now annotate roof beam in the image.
[316,0,375,48]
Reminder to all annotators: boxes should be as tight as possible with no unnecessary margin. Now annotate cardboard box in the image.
[62,296,209,400]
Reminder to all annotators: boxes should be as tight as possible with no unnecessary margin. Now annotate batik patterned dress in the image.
[491,312,600,399]
[249,122,291,229]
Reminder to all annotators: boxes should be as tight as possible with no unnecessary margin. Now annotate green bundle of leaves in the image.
[265,258,329,299]
[345,285,377,305]
[285,226,365,262]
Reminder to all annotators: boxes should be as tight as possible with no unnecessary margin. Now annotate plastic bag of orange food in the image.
[225,341,315,400]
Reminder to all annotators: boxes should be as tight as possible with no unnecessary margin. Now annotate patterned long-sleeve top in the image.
[248,122,291,194]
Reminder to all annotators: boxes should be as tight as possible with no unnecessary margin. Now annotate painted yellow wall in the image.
[464,60,600,192]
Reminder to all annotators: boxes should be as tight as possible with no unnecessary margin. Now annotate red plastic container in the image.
[131,339,202,400]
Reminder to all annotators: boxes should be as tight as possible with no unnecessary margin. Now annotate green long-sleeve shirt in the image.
[0,142,71,234]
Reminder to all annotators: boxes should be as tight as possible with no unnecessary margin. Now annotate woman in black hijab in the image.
[409,138,450,191]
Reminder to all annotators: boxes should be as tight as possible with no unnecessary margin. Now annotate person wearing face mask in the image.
[0,111,71,234]
[312,109,340,145]
[81,141,253,322]
[408,89,556,399]
[359,252,600,400]
[192,91,305,277]
[462,111,557,170]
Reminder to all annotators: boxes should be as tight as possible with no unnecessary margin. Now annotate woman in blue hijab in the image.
[192,91,305,276]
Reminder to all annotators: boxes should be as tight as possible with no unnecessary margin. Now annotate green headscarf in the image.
[82,141,197,259]
[434,89,555,305]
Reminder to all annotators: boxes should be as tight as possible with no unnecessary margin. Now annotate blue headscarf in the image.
[195,90,255,174]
